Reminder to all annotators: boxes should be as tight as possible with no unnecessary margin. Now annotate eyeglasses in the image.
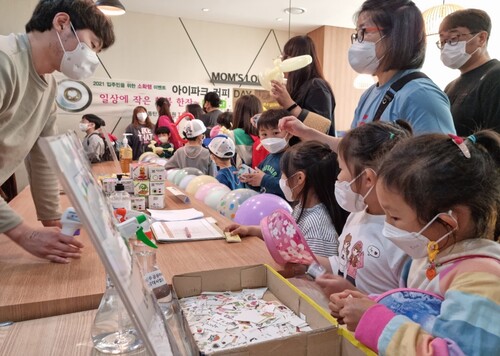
[436,32,477,50]
[351,27,383,44]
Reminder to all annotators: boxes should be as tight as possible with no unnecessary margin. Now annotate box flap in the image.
[172,275,202,298]
[240,265,267,288]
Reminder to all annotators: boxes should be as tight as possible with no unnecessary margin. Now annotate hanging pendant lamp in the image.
[95,0,126,16]
[422,1,463,36]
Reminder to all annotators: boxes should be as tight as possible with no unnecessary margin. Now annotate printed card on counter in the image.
[148,208,204,221]
[166,186,189,203]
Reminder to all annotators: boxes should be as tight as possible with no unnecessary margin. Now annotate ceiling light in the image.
[95,0,126,16]
[201,8,210,12]
[284,7,306,15]
[422,2,463,36]
[276,18,283,22]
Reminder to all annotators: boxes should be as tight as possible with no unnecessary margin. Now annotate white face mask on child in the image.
[79,123,89,132]
[279,173,300,202]
[334,170,374,213]
[158,137,169,144]
[261,137,288,154]
[382,211,457,259]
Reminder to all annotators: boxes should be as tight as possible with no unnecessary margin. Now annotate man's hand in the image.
[6,223,84,263]
[41,219,62,228]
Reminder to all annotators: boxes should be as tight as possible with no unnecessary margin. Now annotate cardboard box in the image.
[101,177,117,195]
[173,264,343,356]
[148,166,167,181]
[134,180,150,196]
[148,194,165,209]
[130,163,150,180]
[131,196,146,210]
[149,181,165,195]
[121,177,134,194]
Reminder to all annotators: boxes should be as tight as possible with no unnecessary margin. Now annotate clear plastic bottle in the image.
[108,175,131,211]
[131,239,173,319]
[91,274,145,354]
[131,239,195,355]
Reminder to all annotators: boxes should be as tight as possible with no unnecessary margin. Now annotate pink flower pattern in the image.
[262,209,317,265]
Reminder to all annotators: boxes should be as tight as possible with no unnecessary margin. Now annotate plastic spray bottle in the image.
[119,133,133,173]
[61,207,82,236]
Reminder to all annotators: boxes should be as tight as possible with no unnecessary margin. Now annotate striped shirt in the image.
[292,203,339,257]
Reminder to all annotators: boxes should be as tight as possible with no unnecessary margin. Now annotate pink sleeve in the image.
[355,303,396,352]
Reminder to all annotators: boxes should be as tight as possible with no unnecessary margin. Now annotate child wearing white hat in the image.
[208,135,244,190]
[165,119,217,176]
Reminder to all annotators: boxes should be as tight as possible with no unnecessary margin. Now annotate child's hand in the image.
[315,273,357,296]
[280,263,308,278]
[330,290,375,331]
[239,168,265,187]
[154,147,164,155]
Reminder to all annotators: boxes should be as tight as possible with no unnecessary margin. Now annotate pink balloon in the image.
[233,193,292,226]
[194,182,224,201]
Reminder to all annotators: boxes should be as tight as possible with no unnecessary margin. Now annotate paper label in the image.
[144,270,167,289]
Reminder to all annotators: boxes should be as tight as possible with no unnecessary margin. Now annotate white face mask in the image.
[279,173,300,202]
[261,137,288,154]
[137,112,148,122]
[158,136,169,144]
[348,37,383,74]
[79,123,89,132]
[440,34,479,69]
[56,23,99,80]
[382,211,457,259]
[334,170,374,213]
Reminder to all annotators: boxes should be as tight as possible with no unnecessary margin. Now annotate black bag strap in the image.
[373,72,429,121]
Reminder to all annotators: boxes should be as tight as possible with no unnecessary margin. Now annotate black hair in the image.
[25,0,115,49]
[354,0,425,70]
[155,97,172,117]
[217,112,232,129]
[338,120,413,190]
[204,92,221,108]
[281,140,349,235]
[232,95,262,136]
[155,126,171,135]
[186,103,204,119]
[283,35,334,104]
[82,113,104,129]
[257,108,289,131]
[441,9,492,39]
[379,130,500,241]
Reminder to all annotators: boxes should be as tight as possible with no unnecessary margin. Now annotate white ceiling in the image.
[119,0,498,34]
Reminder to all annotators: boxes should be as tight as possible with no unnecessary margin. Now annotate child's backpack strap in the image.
[373,72,429,121]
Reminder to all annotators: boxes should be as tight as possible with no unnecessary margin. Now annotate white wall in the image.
[0,3,295,191]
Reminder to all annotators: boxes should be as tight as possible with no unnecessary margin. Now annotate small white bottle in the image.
[108,175,131,211]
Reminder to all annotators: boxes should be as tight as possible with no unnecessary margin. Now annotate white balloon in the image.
[258,55,312,90]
